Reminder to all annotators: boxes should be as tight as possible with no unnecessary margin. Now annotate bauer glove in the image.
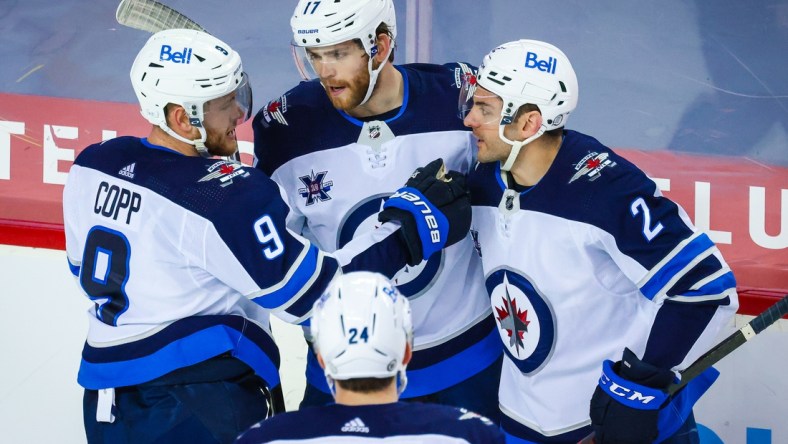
[379,158,471,266]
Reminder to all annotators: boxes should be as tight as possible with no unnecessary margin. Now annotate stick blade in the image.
[116,0,207,34]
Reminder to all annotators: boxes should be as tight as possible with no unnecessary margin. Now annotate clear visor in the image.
[458,73,503,127]
[203,72,253,125]
[291,40,368,81]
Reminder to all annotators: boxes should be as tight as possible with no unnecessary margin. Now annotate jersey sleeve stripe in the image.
[250,244,322,309]
[668,270,736,303]
[639,232,715,300]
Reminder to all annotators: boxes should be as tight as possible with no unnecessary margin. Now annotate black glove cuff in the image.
[618,348,675,389]
[378,208,423,266]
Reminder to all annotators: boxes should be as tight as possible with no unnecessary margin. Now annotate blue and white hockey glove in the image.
[379,158,471,266]
[589,348,673,444]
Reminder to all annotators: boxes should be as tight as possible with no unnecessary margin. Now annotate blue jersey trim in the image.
[78,324,280,390]
[683,271,736,298]
[305,324,502,397]
[78,317,280,390]
[68,258,80,277]
[501,413,591,443]
[140,137,183,154]
[338,65,410,126]
[640,233,715,300]
[251,244,320,309]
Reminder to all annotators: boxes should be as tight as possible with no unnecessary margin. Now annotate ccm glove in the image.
[589,348,674,444]
[379,159,472,266]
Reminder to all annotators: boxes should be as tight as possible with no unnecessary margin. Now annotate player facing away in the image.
[63,29,470,443]
[459,40,739,443]
[236,272,505,444]
[253,0,502,420]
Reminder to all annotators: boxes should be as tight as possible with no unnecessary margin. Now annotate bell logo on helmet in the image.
[524,51,556,74]
[159,45,192,64]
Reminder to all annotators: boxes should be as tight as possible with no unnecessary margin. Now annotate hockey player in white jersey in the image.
[459,40,739,443]
[63,29,470,443]
[253,0,502,421]
[236,272,505,444]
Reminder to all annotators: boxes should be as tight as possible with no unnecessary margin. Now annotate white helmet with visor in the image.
[130,29,252,156]
[311,271,413,395]
[290,0,396,106]
[459,39,578,170]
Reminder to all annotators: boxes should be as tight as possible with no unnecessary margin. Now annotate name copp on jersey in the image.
[467,130,738,440]
[63,137,407,390]
[236,402,505,444]
[253,63,501,397]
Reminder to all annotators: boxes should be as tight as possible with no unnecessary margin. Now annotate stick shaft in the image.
[668,295,788,395]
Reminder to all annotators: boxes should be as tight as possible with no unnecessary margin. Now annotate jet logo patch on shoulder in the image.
[262,95,288,126]
[198,161,250,187]
[569,151,617,184]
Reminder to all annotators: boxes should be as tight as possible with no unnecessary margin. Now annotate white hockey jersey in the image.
[253,63,501,397]
[467,130,738,441]
[63,137,411,390]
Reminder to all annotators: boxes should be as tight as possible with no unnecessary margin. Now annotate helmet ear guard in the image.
[311,271,413,395]
[130,29,252,153]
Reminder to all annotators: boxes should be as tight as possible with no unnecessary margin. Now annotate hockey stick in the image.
[579,294,788,444]
[116,0,207,34]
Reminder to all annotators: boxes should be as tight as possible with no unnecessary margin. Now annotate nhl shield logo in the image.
[368,124,381,139]
[486,268,556,375]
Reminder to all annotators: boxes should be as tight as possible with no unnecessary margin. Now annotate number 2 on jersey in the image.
[630,197,664,242]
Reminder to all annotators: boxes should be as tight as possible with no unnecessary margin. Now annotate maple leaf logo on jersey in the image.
[198,161,250,187]
[495,285,531,356]
[298,170,333,205]
[262,95,288,126]
[568,151,617,184]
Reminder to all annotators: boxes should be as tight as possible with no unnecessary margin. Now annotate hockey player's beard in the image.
[324,68,371,112]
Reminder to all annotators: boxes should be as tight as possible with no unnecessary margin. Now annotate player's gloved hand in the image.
[378,158,471,266]
[589,348,674,444]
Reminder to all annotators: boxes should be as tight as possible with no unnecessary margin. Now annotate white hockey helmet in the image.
[311,271,413,395]
[290,0,397,105]
[460,40,578,170]
[130,29,252,155]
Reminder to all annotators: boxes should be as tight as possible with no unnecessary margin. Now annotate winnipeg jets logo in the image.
[568,151,617,184]
[262,96,288,126]
[495,285,531,355]
[298,170,333,205]
[487,269,556,375]
[198,161,250,187]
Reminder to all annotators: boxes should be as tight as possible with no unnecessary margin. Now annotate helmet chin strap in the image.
[499,124,545,172]
[396,369,408,396]
[159,122,212,158]
[358,42,393,107]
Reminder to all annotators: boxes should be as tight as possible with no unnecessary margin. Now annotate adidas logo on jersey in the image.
[341,417,369,433]
[118,163,136,179]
